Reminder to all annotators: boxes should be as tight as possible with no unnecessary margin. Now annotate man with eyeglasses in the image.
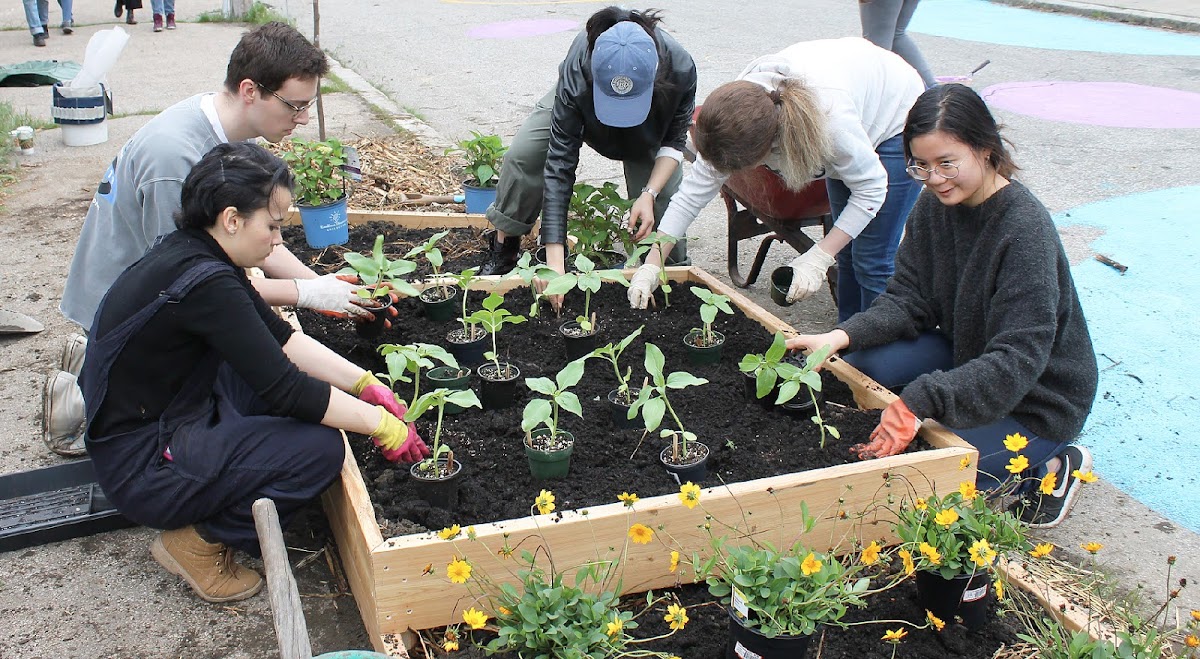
[47,22,371,458]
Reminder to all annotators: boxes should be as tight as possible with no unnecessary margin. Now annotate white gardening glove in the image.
[295,275,371,318]
[627,263,662,309]
[787,244,836,303]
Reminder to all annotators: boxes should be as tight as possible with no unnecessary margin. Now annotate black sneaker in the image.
[1011,445,1093,529]
[33,32,47,47]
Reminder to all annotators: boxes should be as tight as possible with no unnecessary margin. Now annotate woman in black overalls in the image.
[79,143,429,603]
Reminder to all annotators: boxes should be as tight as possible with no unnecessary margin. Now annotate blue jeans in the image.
[23,0,48,34]
[151,0,175,14]
[843,331,1068,491]
[827,134,922,322]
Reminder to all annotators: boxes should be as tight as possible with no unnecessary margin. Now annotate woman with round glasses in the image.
[787,84,1099,529]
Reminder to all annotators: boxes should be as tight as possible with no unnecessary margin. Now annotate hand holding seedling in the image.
[785,330,849,369]
[295,273,373,318]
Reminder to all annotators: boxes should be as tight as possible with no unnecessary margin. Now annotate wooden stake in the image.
[1094,254,1127,274]
[312,0,326,141]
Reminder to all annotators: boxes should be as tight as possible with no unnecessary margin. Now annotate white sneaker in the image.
[42,370,87,457]
[60,333,87,377]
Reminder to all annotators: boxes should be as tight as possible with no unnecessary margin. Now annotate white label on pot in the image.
[731,586,750,621]
[342,146,363,181]
[962,584,988,602]
[733,642,762,659]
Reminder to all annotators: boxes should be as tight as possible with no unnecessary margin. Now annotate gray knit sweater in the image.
[838,181,1098,442]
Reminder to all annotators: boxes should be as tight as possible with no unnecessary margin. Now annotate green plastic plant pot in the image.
[770,266,794,307]
[726,608,814,659]
[420,287,460,322]
[524,429,575,480]
[683,329,725,366]
[426,366,472,414]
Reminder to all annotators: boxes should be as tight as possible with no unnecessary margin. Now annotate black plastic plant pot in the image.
[915,570,993,632]
[741,371,777,410]
[559,320,598,361]
[524,429,575,480]
[726,609,813,659]
[590,250,626,269]
[659,441,710,485]
[409,457,464,510]
[683,329,725,366]
[355,297,394,339]
[606,388,641,429]
[445,326,488,367]
[419,286,460,322]
[426,366,472,415]
[477,362,521,411]
[779,389,825,418]
[770,266,794,307]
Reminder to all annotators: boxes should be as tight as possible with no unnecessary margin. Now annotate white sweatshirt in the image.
[658,38,924,240]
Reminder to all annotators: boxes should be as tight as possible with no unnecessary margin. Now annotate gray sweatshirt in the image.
[839,181,1098,442]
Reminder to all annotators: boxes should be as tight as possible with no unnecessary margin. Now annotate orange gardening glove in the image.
[853,398,920,460]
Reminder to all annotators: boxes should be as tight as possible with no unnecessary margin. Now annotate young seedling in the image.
[626,232,680,307]
[508,252,558,318]
[738,332,790,401]
[405,387,482,477]
[449,267,485,341]
[629,343,708,462]
[689,286,734,347]
[541,254,629,332]
[377,342,459,405]
[339,234,420,299]
[589,325,644,405]
[404,230,452,300]
[521,357,588,444]
[466,291,527,377]
[774,345,840,448]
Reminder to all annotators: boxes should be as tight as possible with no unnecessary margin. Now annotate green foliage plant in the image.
[688,287,734,347]
[589,326,644,405]
[628,343,708,463]
[377,342,459,406]
[541,254,629,333]
[445,131,507,188]
[738,332,789,401]
[567,182,636,263]
[508,252,558,318]
[404,387,482,476]
[466,292,527,377]
[282,137,348,207]
[626,233,680,307]
[521,358,587,446]
[404,230,452,300]
[338,234,420,300]
[449,267,486,342]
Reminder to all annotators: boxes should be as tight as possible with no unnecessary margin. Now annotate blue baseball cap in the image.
[591,22,658,128]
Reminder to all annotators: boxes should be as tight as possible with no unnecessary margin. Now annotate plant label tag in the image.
[733,642,762,659]
[962,584,988,602]
[342,146,363,182]
[730,586,750,621]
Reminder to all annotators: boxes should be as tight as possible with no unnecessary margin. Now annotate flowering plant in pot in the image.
[520,357,588,480]
[444,267,489,367]
[404,386,482,510]
[282,137,351,248]
[683,286,734,365]
[445,131,506,213]
[465,291,526,410]
[567,181,636,267]
[404,230,458,320]
[541,254,629,360]
[628,342,710,483]
[589,325,644,429]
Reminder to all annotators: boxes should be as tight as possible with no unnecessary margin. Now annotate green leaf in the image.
[525,377,556,396]
[777,380,800,404]
[765,333,788,362]
[542,273,577,296]
[445,389,482,409]
[521,399,553,433]
[555,359,587,389]
[558,392,583,418]
[665,372,708,389]
[644,343,665,381]
[643,398,665,432]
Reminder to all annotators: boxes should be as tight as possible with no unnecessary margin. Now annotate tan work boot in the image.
[60,333,87,376]
[150,526,263,603]
[42,370,87,457]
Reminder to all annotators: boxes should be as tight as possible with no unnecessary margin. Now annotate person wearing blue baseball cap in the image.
[478,7,697,300]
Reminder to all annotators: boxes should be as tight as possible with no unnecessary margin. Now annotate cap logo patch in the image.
[610,75,634,95]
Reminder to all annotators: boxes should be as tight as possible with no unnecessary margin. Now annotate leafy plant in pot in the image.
[520,357,588,480]
[683,286,734,365]
[566,181,635,268]
[628,342,710,483]
[376,342,462,411]
[404,387,482,510]
[338,234,420,338]
[445,131,506,214]
[739,337,840,447]
[626,232,680,308]
[541,254,630,360]
[444,267,489,366]
[507,252,558,319]
[282,137,352,249]
[404,230,458,321]
[589,325,644,429]
[465,291,527,410]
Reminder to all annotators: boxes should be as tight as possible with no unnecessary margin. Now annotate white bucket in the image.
[52,82,111,147]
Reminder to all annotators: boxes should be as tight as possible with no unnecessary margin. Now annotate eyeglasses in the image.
[256,82,315,117]
[906,162,960,181]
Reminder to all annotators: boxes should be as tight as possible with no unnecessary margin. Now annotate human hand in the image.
[370,408,430,463]
[534,247,568,313]
[627,263,662,309]
[628,194,657,241]
[784,330,850,369]
[787,244,836,303]
[296,274,372,318]
[852,398,919,460]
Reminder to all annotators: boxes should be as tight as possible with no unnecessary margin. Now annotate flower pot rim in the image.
[419,286,459,304]
[559,319,598,338]
[427,365,471,380]
[462,179,497,191]
[476,361,521,382]
[446,325,487,344]
[409,457,463,482]
[606,387,639,406]
[659,441,710,468]
[525,428,576,452]
[683,328,726,349]
[296,193,348,210]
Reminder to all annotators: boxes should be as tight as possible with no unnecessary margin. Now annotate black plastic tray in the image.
[0,459,135,552]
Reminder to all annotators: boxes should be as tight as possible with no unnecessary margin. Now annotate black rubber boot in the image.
[480,233,521,276]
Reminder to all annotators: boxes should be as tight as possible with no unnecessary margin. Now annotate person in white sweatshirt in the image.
[627,38,924,321]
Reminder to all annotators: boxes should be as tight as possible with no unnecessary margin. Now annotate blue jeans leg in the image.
[57,0,72,25]
[829,134,922,322]
[151,0,173,13]
[23,0,49,33]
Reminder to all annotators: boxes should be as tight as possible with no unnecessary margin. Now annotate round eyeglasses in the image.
[906,162,960,181]
[256,82,315,118]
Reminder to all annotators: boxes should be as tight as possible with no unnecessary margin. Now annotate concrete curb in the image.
[325,56,454,150]
[988,0,1200,33]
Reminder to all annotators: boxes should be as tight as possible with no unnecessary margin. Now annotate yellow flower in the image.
[443,640,459,652]
[994,578,1006,600]
[899,549,915,575]
[969,538,997,567]
[669,550,681,573]
[1191,609,1200,622]
[801,552,823,576]
[679,482,701,509]
[664,603,689,630]
[926,610,945,631]
[438,524,461,540]
[1004,433,1029,452]
[882,628,907,643]
[628,523,654,545]
[934,508,959,527]
[860,541,882,566]
[618,492,639,508]
[498,606,511,616]
[1039,472,1058,496]
[1030,543,1054,558]
[959,456,972,470]
[446,558,472,584]
[466,525,477,540]
[605,614,623,637]
[914,497,928,511]
[1007,454,1030,474]
[1073,469,1098,483]
[1186,634,1200,648]
[462,607,488,630]
[919,542,942,565]
[958,481,977,501]
[535,489,556,515]
[1082,542,1103,554]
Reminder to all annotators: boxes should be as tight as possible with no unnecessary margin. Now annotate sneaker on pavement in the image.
[42,370,88,457]
[1011,445,1093,529]
[61,333,87,376]
[151,526,263,603]
[166,13,176,29]
[62,21,73,35]
[153,13,163,31]
[33,33,46,47]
